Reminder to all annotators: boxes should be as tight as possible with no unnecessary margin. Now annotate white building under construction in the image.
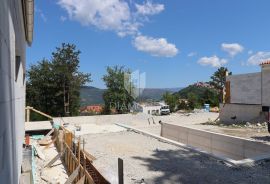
[0,0,34,183]
[220,61,270,123]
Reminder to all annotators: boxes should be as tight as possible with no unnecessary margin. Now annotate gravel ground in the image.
[58,112,270,141]
[118,112,270,143]
[83,131,270,184]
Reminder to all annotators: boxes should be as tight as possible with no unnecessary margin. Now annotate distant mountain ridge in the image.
[80,86,183,106]
[80,86,106,106]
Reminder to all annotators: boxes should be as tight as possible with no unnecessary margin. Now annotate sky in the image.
[27,0,270,89]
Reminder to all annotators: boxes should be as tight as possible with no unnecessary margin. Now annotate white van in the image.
[160,105,170,115]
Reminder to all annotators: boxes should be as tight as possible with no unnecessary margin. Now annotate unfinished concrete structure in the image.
[160,122,270,165]
[0,0,34,183]
[220,62,270,123]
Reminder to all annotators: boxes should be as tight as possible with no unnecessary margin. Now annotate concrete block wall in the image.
[219,103,264,123]
[262,64,270,106]
[161,123,270,160]
[227,72,261,105]
[0,0,26,183]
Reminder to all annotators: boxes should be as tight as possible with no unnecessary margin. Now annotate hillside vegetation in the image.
[176,85,219,108]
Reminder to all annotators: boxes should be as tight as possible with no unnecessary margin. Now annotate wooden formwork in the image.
[55,127,110,184]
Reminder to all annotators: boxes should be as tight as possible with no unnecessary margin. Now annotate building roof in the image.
[260,60,270,66]
[22,0,34,45]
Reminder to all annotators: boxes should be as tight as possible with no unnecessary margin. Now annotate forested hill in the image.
[80,86,182,106]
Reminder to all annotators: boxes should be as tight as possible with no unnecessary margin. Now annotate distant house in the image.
[220,61,270,123]
[132,102,170,115]
[80,105,103,114]
[194,82,213,88]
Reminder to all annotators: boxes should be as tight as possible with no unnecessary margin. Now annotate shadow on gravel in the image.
[132,148,270,184]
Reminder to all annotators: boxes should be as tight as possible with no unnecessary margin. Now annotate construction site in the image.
[2,0,270,184]
[20,107,270,184]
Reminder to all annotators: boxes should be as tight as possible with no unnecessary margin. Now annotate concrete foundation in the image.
[161,123,270,164]
[219,103,264,124]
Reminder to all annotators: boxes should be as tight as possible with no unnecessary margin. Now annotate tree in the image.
[26,43,91,119]
[51,43,91,116]
[162,92,179,112]
[102,66,134,114]
[176,85,219,109]
[187,92,200,109]
[209,67,232,102]
[26,59,56,120]
[202,88,219,107]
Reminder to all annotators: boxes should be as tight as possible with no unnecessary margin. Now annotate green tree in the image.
[176,85,219,110]
[202,88,219,107]
[187,92,200,109]
[26,59,56,120]
[102,66,134,114]
[162,92,179,112]
[26,43,91,119]
[210,67,232,102]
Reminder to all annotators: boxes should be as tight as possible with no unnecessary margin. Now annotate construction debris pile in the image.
[22,127,110,184]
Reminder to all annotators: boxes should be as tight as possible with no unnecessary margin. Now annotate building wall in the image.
[227,72,261,105]
[262,64,270,107]
[142,106,161,115]
[219,103,264,124]
[0,0,26,183]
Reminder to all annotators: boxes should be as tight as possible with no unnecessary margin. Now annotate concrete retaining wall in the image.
[161,123,270,161]
[219,103,264,123]
[227,73,261,105]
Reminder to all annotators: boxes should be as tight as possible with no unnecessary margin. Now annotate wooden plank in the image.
[76,175,85,184]
[45,128,55,138]
[84,150,96,162]
[44,149,65,168]
[26,108,30,122]
[225,81,231,103]
[64,166,80,184]
[30,107,53,119]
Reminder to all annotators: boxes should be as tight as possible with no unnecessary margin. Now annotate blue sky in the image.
[27,0,270,88]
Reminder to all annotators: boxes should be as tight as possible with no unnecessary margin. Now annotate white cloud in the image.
[188,52,197,57]
[58,0,137,36]
[60,16,67,22]
[57,0,165,37]
[135,1,164,15]
[247,51,270,65]
[57,0,179,57]
[197,55,227,67]
[133,35,178,57]
[221,43,244,57]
